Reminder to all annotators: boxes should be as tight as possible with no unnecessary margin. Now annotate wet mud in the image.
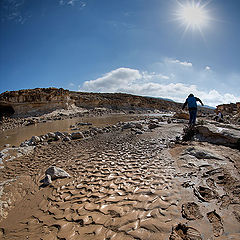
[0,120,239,239]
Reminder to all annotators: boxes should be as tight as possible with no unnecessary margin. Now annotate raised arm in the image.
[196,97,204,106]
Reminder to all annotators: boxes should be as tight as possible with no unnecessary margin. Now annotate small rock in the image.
[25,119,36,126]
[47,132,56,139]
[71,131,84,140]
[131,128,144,134]
[63,136,71,141]
[135,123,143,129]
[30,136,41,145]
[122,122,135,129]
[148,123,159,129]
[45,166,71,180]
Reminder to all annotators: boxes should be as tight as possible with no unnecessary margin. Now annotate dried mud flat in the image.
[0,123,240,240]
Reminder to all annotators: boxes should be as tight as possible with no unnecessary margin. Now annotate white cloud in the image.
[205,66,211,71]
[169,59,193,67]
[82,68,141,92]
[79,67,240,107]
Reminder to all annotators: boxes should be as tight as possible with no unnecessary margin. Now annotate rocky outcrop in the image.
[195,124,240,149]
[216,102,240,124]
[216,102,240,115]
[70,92,211,114]
[0,88,74,117]
[0,88,214,118]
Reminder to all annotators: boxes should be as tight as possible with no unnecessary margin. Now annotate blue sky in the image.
[0,0,240,106]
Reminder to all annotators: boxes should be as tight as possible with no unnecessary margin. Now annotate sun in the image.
[176,0,210,32]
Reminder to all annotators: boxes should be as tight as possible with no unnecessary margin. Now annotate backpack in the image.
[187,96,197,109]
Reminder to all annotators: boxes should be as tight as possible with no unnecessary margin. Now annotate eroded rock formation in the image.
[0,88,213,117]
[216,102,240,115]
[0,88,73,117]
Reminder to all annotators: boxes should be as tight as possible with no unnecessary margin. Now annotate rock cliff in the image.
[0,88,213,117]
[0,88,73,117]
[216,102,240,124]
[216,102,240,115]
[70,92,183,111]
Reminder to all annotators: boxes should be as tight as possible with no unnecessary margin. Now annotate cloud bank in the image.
[79,67,240,107]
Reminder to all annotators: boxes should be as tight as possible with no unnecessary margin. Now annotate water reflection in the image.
[0,114,139,150]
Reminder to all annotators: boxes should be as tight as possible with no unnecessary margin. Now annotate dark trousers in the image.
[189,108,197,125]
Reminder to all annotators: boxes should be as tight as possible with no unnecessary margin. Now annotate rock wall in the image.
[70,92,214,114]
[216,102,240,115]
[0,88,73,117]
[0,88,214,117]
[70,92,181,111]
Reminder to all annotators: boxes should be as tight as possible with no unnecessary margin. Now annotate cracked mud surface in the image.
[0,121,240,239]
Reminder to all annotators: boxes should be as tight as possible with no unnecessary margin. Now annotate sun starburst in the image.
[175,0,211,34]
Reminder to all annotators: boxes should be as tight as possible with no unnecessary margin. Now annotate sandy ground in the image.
[0,122,239,240]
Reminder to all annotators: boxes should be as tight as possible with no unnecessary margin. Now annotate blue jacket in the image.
[182,96,203,110]
[187,96,197,109]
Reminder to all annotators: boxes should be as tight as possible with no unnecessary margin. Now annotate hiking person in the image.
[182,94,204,126]
[218,111,223,122]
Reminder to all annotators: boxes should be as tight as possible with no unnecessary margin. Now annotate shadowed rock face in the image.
[0,105,15,117]
[0,88,73,117]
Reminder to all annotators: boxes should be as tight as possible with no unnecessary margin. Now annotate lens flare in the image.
[176,0,210,32]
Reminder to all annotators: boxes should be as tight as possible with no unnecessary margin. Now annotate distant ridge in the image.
[145,95,216,109]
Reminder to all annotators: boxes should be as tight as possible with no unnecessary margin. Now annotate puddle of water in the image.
[0,114,140,150]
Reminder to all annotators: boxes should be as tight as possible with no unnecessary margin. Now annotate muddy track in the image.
[0,124,240,239]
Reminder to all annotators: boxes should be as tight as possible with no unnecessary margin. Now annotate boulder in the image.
[195,124,240,149]
[30,136,41,145]
[45,166,71,180]
[148,123,159,129]
[71,131,84,140]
